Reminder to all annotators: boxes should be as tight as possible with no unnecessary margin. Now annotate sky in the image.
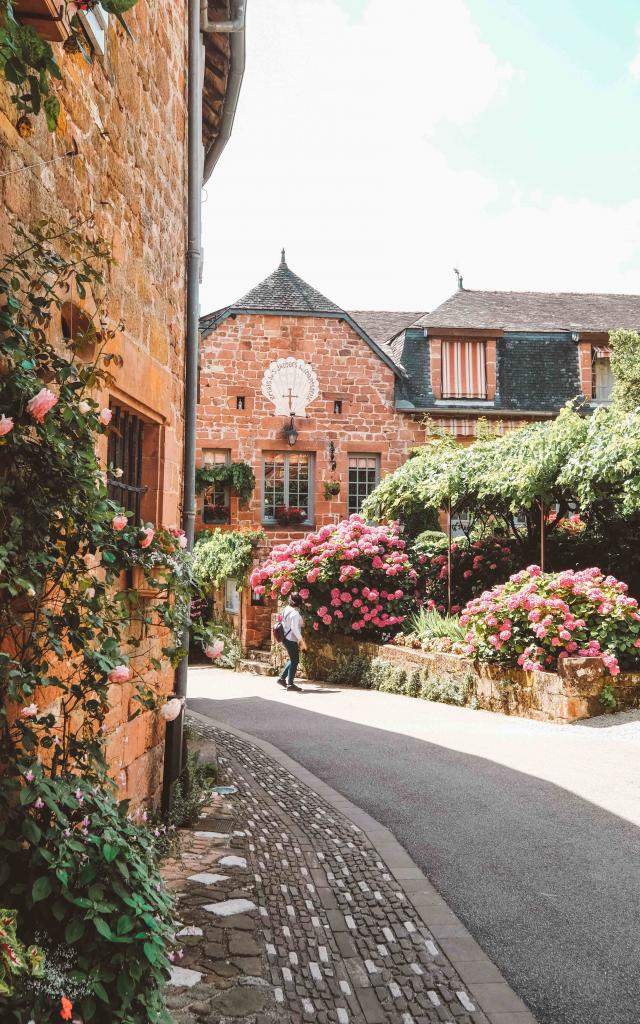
[201,0,640,315]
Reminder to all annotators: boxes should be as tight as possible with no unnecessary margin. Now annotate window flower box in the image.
[203,503,230,525]
[13,0,69,42]
[274,505,307,526]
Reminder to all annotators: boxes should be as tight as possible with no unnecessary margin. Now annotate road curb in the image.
[186,707,539,1024]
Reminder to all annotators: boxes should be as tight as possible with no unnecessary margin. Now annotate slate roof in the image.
[199,254,405,377]
[348,311,425,348]
[417,289,640,333]
[235,250,342,316]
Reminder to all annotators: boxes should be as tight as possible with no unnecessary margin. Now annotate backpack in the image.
[273,618,286,643]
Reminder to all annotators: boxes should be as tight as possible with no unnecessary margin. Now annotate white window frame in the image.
[79,4,108,57]
[593,355,613,405]
[262,452,314,526]
[224,578,241,615]
[347,454,380,516]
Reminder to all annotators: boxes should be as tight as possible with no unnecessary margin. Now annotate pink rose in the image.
[0,414,13,436]
[26,388,58,423]
[99,408,112,425]
[112,514,128,531]
[205,639,224,659]
[108,665,131,683]
[322,615,332,625]
[160,698,183,722]
[299,588,310,599]
[139,527,155,549]
[21,703,38,718]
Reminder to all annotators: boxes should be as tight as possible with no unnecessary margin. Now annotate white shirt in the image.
[281,605,303,642]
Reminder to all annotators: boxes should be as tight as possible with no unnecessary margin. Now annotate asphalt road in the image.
[188,669,640,1024]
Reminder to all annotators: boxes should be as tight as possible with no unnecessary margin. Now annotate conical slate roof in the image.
[199,252,405,377]
[231,250,343,315]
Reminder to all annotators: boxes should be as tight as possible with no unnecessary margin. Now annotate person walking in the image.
[276,592,303,692]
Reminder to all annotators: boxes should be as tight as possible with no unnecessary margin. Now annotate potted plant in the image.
[323,480,341,500]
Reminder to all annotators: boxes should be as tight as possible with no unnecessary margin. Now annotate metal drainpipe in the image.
[162,0,247,810]
[162,0,204,810]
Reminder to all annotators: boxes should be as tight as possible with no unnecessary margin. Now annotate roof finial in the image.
[454,267,464,290]
[280,247,287,267]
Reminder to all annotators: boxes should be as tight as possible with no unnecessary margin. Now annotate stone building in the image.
[0,1,243,802]
[198,260,640,652]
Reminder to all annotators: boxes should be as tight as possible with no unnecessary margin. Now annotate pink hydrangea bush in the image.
[460,566,640,675]
[415,533,519,613]
[250,515,419,638]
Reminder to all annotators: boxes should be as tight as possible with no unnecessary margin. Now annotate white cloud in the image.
[201,0,640,315]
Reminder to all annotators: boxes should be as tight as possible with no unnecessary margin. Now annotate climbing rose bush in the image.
[250,515,419,638]
[460,566,640,674]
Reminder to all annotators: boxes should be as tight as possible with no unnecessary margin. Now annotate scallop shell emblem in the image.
[261,358,320,417]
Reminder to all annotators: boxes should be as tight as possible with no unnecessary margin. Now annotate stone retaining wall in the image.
[292,635,640,723]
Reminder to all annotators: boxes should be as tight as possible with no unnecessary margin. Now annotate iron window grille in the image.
[107,405,147,524]
[348,454,379,515]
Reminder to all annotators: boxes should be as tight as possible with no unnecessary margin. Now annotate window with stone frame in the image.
[592,347,613,403]
[107,403,160,525]
[202,449,231,524]
[441,339,488,399]
[348,454,380,515]
[263,452,313,525]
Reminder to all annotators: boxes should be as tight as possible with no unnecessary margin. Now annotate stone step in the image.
[239,659,274,677]
[245,649,272,663]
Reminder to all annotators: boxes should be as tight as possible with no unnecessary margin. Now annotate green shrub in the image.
[0,768,174,1024]
[367,658,470,707]
[325,654,374,688]
[192,529,264,591]
[166,750,218,829]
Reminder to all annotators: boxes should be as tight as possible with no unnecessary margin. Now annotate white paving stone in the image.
[339,980,352,996]
[168,966,202,988]
[427,990,441,1006]
[176,926,203,937]
[193,831,228,840]
[302,999,314,1014]
[309,961,323,982]
[389,982,402,999]
[345,915,356,930]
[203,898,256,916]
[425,939,439,956]
[274,987,284,1003]
[457,991,476,1012]
[337,1009,349,1024]
[187,872,229,886]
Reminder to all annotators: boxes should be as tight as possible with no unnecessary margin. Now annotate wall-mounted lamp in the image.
[284,415,298,446]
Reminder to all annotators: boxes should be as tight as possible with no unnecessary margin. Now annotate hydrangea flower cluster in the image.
[250,515,419,638]
[460,565,640,675]
[417,534,518,612]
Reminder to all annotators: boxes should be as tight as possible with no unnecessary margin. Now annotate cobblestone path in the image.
[165,715,535,1023]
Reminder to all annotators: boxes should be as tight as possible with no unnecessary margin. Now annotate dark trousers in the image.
[280,639,300,688]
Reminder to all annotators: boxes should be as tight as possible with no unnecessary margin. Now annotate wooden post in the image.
[447,497,453,614]
[540,501,545,572]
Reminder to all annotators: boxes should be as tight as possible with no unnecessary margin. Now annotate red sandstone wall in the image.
[0,4,188,804]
